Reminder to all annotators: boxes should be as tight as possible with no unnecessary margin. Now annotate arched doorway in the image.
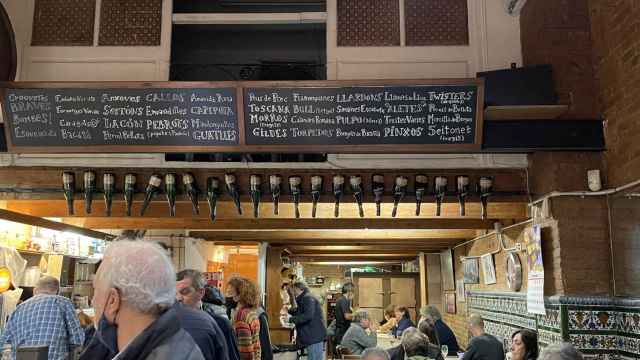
[0,2,17,81]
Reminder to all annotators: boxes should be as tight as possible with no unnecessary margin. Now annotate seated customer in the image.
[378,305,397,334]
[510,329,538,360]
[417,318,439,346]
[394,307,415,338]
[340,310,377,355]
[539,343,584,360]
[420,306,459,355]
[361,347,390,360]
[462,314,504,360]
[401,328,443,360]
[387,328,443,360]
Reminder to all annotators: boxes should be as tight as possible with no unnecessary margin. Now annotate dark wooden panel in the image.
[0,208,114,240]
[405,0,469,46]
[0,3,16,81]
[31,0,95,46]
[337,0,400,47]
[99,0,162,46]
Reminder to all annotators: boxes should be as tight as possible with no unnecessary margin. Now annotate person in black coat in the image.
[176,303,228,360]
[288,281,327,360]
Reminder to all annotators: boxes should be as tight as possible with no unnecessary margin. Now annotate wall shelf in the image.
[485,105,569,121]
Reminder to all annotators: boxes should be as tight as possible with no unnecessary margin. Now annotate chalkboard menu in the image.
[2,87,239,149]
[244,84,481,148]
[1,80,484,153]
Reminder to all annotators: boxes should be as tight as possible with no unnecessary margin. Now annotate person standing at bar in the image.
[226,277,261,360]
[335,283,355,346]
[287,281,327,360]
[0,276,84,360]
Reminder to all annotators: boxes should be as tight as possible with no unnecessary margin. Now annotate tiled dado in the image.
[467,292,640,359]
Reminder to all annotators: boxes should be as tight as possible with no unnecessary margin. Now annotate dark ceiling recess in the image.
[173,0,326,13]
[0,2,17,81]
[170,24,326,81]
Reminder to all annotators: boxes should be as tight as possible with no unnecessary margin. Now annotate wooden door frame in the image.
[353,272,421,317]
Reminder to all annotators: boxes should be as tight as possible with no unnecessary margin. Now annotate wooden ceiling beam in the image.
[188,229,477,241]
[4,200,528,222]
[0,209,115,240]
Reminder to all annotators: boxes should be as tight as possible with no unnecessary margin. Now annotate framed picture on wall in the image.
[445,292,456,314]
[481,254,497,285]
[463,258,480,284]
[440,249,455,291]
[456,279,466,302]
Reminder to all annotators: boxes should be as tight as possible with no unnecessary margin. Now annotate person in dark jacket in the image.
[394,306,415,338]
[176,303,228,360]
[80,239,204,360]
[420,306,460,356]
[178,269,238,360]
[288,281,327,360]
[256,307,273,360]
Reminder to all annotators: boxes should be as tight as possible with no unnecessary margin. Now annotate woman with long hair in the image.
[510,329,539,360]
[227,277,262,360]
[378,304,398,334]
[394,306,415,337]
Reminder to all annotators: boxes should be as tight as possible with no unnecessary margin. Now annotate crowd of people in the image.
[0,240,589,360]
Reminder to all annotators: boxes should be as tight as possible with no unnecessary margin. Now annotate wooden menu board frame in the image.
[0,79,484,153]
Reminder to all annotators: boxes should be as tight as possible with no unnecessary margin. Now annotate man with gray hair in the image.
[361,347,390,360]
[0,276,84,360]
[340,310,377,355]
[419,305,459,355]
[80,240,204,360]
[539,343,584,360]
[462,314,504,360]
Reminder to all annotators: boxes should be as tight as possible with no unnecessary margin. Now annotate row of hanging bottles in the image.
[62,171,494,220]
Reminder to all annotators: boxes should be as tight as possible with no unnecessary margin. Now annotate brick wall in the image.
[610,195,640,296]
[520,0,598,119]
[528,152,604,196]
[589,0,640,187]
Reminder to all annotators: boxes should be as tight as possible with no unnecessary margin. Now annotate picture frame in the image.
[440,249,455,290]
[456,279,466,302]
[445,292,456,314]
[481,253,497,285]
[463,257,480,284]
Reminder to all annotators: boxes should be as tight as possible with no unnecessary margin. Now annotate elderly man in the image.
[0,276,84,360]
[387,327,443,360]
[288,281,326,360]
[361,347,390,360]
[420,305,459,355]
[539,343,584,360]
[340,310,377,355]
[81,240,204,360]
[462,314,504,360]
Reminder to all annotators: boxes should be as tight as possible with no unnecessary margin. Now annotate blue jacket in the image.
[395,317,415,337]
[434,319,460,355]
[288,290,327,346]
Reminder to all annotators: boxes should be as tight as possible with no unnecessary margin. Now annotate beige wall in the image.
[1,0,172,81]
[326,0,522,80]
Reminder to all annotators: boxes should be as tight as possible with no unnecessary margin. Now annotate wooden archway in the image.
[0,2,17,81]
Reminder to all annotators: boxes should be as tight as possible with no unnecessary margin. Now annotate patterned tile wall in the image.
[404,0,469,46]
[337,0,400,47]
[99,0,162,46]
[468,292,640,359]
[31,0,96,46]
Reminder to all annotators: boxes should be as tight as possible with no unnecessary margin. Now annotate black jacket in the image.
[256,308,274,360]
[176,304,227,360]
[203,306,241,360]
[288,290,327,346]
[388,344,444,360]
[80,306,204,360]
